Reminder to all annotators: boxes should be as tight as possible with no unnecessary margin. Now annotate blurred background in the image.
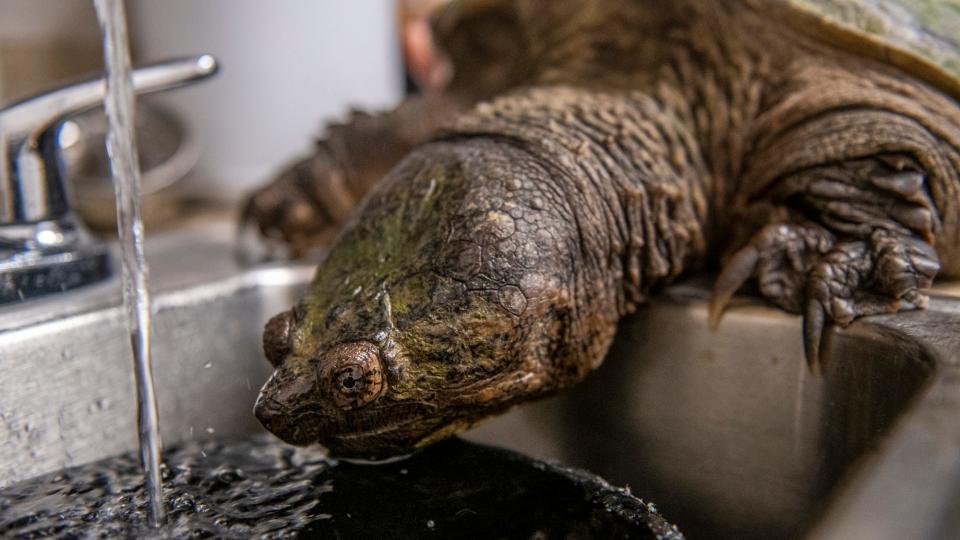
[0,0,403,225]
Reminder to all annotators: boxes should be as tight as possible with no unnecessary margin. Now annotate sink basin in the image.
[1,219,958,539]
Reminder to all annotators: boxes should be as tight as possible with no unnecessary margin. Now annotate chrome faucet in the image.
[0,55,217,303]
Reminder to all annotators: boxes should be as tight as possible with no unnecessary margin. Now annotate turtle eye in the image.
[320,341,385,410]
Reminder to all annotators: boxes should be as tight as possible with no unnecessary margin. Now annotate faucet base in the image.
[0,245,111,304]
[0,217,112,303]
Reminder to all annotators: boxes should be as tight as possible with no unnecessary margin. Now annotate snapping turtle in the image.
[249,0,960,459]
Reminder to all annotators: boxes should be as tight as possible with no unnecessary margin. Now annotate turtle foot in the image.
[711,223,938,372]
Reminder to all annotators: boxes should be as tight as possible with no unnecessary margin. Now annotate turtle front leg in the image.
[802,230,938,363]
[711,156,940,369]
[241,94,464,257]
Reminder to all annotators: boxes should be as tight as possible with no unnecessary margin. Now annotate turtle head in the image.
[254,141,566,459]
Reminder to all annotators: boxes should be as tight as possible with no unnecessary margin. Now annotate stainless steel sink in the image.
[1,218,958,539]
[467,283,960,539]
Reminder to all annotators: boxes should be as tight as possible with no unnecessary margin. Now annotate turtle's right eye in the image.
[319,341,386,410]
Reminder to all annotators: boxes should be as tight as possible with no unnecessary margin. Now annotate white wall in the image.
[128,0,403,198]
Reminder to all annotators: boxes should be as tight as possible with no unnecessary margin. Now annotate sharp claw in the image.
[709,246,760,330]
[803,299,826,375]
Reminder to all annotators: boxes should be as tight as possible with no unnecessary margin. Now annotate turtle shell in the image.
[763,0,960,99]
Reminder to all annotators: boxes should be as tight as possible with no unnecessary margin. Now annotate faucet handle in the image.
[0,55,218,224]
[0,55,218,304]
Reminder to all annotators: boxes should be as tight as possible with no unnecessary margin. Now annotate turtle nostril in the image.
[254,395,285,432]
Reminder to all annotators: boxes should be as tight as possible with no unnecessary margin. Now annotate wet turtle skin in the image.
[250,0,960,459]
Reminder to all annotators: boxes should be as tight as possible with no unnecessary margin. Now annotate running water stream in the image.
[93,0,165,527]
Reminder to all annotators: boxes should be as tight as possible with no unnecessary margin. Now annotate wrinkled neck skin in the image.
[449,86,712,314]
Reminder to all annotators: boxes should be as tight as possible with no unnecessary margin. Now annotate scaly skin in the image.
[253,0,960,458]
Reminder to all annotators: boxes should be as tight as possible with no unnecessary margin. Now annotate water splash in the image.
[0,436,330,539]
[0,435,683,539]
[93,0,164,526]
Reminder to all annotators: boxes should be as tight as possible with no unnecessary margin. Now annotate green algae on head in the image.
[255,139,582,459]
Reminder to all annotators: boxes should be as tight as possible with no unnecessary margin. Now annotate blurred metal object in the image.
[0,55,215,223]
[59,101,200,232]
[0,55,216,303]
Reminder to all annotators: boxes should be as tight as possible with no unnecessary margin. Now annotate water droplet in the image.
[427,519,435,528]
[98,398,109,411]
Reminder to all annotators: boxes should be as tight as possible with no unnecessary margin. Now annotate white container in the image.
[128,0,402,199]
